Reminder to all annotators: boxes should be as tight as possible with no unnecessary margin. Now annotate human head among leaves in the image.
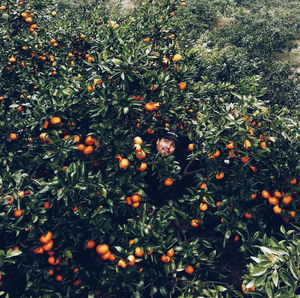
[156,130,178,156]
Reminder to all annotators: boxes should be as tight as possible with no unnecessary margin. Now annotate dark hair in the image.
[160,131,178,143]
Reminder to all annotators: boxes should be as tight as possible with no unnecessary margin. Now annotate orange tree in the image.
[0,0,299,296]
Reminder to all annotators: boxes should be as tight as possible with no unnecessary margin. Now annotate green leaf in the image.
[260,246,287,256]
[251,266,268,277]
[251,256,262,263]
[272,269,279,287]
[159,286,168,297]
[289,260,299,280]
[64,249,73,258]
[114,246,125,254]
[216,285,227,292]
[7,250,22,258]
[265,282,273,297]
[111,58,122,65]
[280,270,293,287]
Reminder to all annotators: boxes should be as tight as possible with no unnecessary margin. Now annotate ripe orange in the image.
[199,183,207,190]
[225,141,235,149]
[190,219,201,227]
[215,201,222,207]
[85,240,96,249]
[187,143,195,151]
[208,149,221,159]
[215,172,225,180]
[43,240,54,251]
[48,269,55,276]
[160,255,171,263]
[167,248,175,257]
[199,203,208,211]
[9,56,17,63]
[132,202,140,208]
[33,247,44,254]
[127,255,136,266]
[251,193,257,199]
[73,280,81,286]
[184,265,194,274]
[134,144,142,152]
[243,140,252,149]
[100,251,112,260]
[9,133,18,140]
[164,178,174,186]
[43,202,50,209]
[39,132,48,140]
[145,102,160,111]
[55,274,63,282]
[282,195,292,205]
[87,85,96,92]
[134,247,144,257]
[273,205,282,214]
[133,136,143,145]
[73,268,79,273]
[13,209,23,217]
[109,254,116,261]
[244,212,254,219]
[273,191,283,198]
[142,37,151,42]
[172,54,182,62]
[289,177,297,184]
[261,190,271,199]
[268,197,279,206]
[241,156,250,163]
[50,116,61,125]
[131,194,141,203]
[136,162,148,171]
[63,135,71,140]
[178,82,187,90]
[290,211,296,217]
[147,128,155,134]
[48,256,60,265]
[18,191,25,199]
[135,150,146,159]
[118,259,127,268]
[76,144,86,151]
[96,244,109,255]
[233,235,240,242]
[85,136,96,145]
[73,135,80,143]
[242,285,256,294]
[83,146,94,155]
[40,231,53,244]
[260,141,267,149]
[119,158,129,169]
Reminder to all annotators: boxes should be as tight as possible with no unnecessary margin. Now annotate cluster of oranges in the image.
[125,193,142,208]
[160,248,175,263]
[33,231,54,255]
[33,231,67,282]
[133,137,148,170]
[74,135,98,155]
[261,188,296,216]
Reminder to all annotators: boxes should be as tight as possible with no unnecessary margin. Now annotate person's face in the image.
[156,138,176,156]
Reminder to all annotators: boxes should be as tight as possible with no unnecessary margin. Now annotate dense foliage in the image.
[0,0,299,297]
